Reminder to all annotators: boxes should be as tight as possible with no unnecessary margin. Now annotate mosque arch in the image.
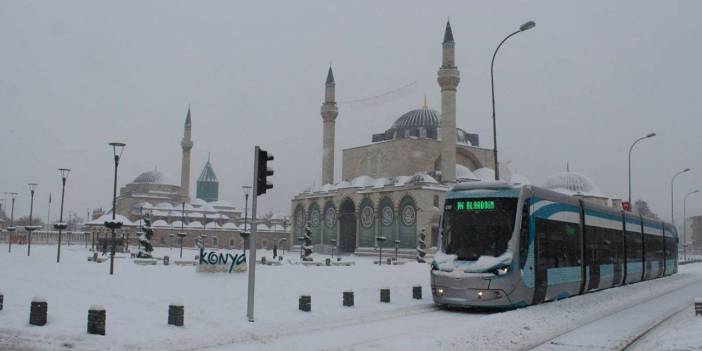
[398,195,417,249]
[308,202,322,245]
[338,197,357,253]
[378,196,395,249]
[323,200,337,247]
[358,197,376,248]
[293,204,305,242]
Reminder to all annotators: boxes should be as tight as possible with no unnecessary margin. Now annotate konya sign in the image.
[197,248,247,273]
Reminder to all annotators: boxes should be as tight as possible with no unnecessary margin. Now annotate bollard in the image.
[87,305,106,335]
[163,256,170,266]
[386,258,392,265]
[325,258,331,266]
[380,288,390,303]
[412,285,422,300]
[299,295,311,312]
[261,256,267,264]
[695,298,702,316]
[168,303,184,327]
[29,297,47,326]
[343,291,354,307]
[0,292,3,311]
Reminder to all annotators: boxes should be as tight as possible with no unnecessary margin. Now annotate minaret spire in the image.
[180,106,194,203]
[321,65,339,185]
[437,20,460,184]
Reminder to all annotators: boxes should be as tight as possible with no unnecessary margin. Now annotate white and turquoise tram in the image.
[431,181,678,308]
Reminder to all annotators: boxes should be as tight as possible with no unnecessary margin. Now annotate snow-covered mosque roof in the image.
[456,164,480,181]
[510,173,530,186]
[543,171,603,197]
[309,173,440,194]
[87,214,134,226]
[221,222,237,229]
[191,198,208,207]
[151,220,169,227]
[473,168,496,182]
[132,169,179,186]
[210,200,235,208]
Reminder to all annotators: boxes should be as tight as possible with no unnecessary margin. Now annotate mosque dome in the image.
[132,169,177,186]
[371,105,479,146]
[391,108,440,130]
[543,171,603,196]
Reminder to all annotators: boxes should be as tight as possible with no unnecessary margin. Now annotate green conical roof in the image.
[197,158,218,183]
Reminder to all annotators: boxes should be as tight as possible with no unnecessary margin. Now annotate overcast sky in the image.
[1,1,701,225]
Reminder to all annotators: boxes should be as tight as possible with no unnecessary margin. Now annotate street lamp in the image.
[26,183,39,256]
[179,201,186,258]
[376,236,387,265]
[671,168,691,227]
[242,186,252,234]
[6,192,17,253]
[627,133,656,205]
[55,168,70,263]
[683,189,699,261]
[107,142,125,275]
[490,20,535,180]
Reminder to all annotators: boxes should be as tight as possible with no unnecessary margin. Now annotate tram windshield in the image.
[441,197,518,261]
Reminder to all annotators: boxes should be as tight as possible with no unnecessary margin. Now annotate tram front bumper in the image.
[432,286,511,307]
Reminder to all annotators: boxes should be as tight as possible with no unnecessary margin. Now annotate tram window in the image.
[535,218,580,268]
[626,231,642,263]
[519,200,530,269]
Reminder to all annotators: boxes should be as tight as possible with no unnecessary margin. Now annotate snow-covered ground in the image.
[2,244,702,350]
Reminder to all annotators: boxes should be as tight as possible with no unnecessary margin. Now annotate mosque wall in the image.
[342,139,497,181]
[342,139,441,181]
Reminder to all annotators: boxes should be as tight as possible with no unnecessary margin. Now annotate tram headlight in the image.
[436,288,444,296]
[492,265,510,276]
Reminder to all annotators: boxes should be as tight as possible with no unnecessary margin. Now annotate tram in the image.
[431,181,678,308]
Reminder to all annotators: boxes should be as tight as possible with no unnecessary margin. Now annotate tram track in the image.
[527,275,702,351]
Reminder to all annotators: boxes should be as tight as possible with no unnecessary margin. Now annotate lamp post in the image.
[242,186,252,234]
[671,168,691,227]
[7,192,17,253]
[376,236,387,265]
[179,201,185,258]
[683,189,699,261]
[107,142,125,275]
[627,133,656,205]
[55,168,70,263]
[490,20,535,180]
[27,183,39,256]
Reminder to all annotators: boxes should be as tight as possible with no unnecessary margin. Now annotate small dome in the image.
[132,169,177,185]
[543,171,603,196]
[474,168,496,182]
[391,108,439,129]
[456,165,480,181]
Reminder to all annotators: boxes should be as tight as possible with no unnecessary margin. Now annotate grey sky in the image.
[1,1,701,224]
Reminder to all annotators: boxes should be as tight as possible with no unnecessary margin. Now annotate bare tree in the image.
[632,199,660,219]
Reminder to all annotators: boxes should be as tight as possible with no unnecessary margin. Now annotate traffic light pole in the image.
[246,147,260,322]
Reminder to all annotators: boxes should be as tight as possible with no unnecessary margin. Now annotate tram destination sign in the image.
[455,200,496,211]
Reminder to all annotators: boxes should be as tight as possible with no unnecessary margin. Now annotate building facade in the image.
[290,22,494,257]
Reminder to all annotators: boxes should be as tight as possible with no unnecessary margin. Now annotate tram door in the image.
[533,227,548,304]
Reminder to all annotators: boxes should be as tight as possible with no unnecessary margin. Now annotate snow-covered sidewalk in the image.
[3,245,702,350]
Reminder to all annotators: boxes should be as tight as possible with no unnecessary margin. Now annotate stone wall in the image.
[82,226,290,250]
[290,183,447,252]
[342,138,495,181]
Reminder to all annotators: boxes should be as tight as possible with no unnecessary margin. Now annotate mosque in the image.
[289,21,619,257]
[85,108,289,249]
[290,22,498,256]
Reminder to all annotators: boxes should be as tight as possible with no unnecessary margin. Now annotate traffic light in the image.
[256,147,274,196]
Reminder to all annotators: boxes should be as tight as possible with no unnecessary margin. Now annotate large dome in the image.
[132,169,178,186]
[543,171,603,196]
[391,108,439,129]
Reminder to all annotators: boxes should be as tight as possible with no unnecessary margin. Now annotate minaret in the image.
[321,66,338,185]
[437,20,460,184]
[180,107,193,203]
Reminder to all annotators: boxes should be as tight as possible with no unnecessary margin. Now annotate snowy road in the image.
[3,246,702,350]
